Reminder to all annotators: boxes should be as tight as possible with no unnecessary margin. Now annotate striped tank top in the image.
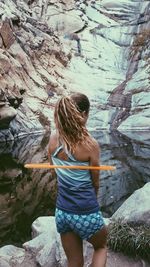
[51,145,99,214]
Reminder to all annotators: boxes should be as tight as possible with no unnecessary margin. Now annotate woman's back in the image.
[50,132,100,214]
[49,131,93,162]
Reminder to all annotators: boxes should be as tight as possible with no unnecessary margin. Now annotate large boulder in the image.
[112,182,150,224]
[23,216,109,267]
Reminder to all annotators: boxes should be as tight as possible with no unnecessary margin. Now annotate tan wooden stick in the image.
[24,163,116,171]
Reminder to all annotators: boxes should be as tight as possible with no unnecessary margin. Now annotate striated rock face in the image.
[0,0,71,140]
[0,0,150,140]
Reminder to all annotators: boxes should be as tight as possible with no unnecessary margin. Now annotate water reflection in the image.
[0,130,149,247]
[0,133,56,247]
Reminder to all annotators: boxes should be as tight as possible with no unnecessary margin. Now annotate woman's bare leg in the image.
[61,231,84,267]
[88,226,108,267]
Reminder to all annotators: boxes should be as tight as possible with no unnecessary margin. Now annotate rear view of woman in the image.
[48,93,107,267]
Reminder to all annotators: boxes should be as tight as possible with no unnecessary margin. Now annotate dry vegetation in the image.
[107,220,150,262]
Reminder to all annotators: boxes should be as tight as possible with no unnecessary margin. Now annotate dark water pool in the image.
[0,130,149,247]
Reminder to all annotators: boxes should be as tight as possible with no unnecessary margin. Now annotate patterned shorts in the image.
[55,208,105,240]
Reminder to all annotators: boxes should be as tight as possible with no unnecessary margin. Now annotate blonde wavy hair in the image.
[54,93,92,152]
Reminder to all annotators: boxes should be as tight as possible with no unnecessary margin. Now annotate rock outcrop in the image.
[112,182,150,224]
[0,0,150,141]
[0,0,71,141]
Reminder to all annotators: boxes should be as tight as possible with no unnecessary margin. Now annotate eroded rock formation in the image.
[0,0,149,141]
[0,0,72,140]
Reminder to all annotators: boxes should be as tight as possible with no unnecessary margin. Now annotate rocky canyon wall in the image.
[0,0,150,141]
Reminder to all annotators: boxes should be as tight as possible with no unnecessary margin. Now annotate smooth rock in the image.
[0,245,25,265]
[112,182,150,224]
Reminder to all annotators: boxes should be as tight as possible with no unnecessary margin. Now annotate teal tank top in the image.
[51,145,99,214]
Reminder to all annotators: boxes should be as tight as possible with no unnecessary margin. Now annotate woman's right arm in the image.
[47,131,57,176]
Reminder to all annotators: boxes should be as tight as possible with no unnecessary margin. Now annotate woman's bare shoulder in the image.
[74,136,100,161]
[48,130,58,153]
[90,136,100,150]
[50,130,58,140]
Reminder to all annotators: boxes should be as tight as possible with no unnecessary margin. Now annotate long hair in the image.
[54,93,91,152]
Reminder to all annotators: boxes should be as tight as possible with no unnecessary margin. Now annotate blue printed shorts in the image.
[55,208,105,240]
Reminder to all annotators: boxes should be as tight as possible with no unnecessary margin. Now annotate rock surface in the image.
[112,182,150,224]
[0,0,150,141]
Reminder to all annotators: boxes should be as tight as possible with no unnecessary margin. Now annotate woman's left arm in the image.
[89,139,100,196]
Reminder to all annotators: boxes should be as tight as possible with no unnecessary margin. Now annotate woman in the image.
[48,93,107,267]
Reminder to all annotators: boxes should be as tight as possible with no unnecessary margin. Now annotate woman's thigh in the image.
[61,231,83,265]
[87,226,108,250]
